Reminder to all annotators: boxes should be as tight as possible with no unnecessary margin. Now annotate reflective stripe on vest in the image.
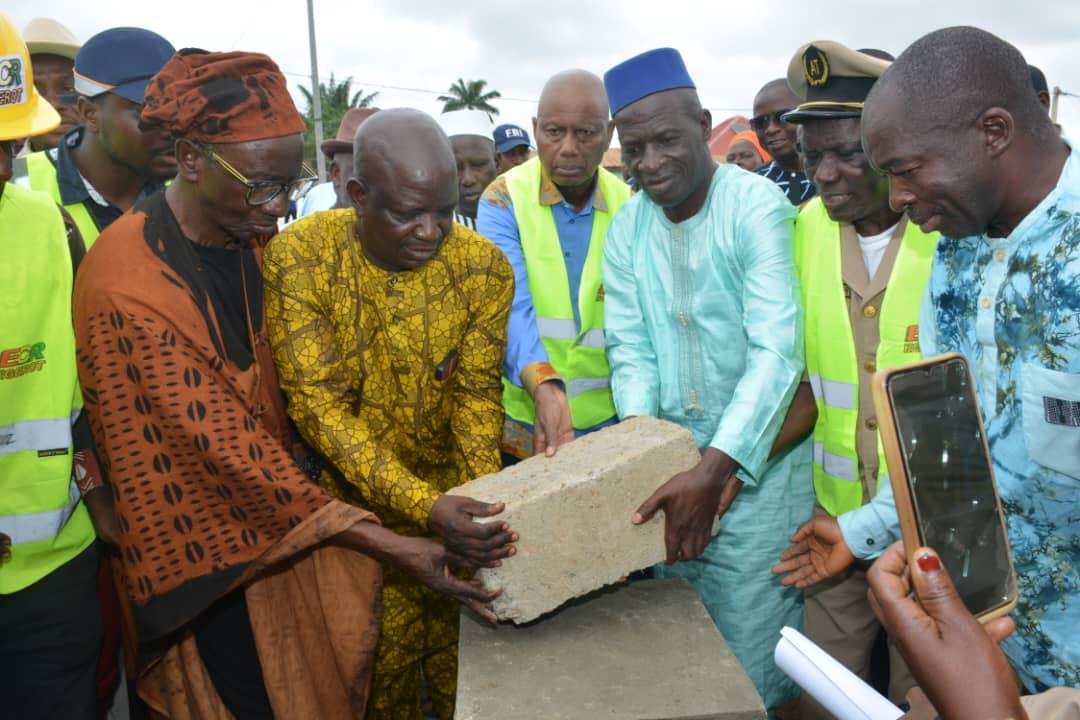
[0,479,81,546]
[0,412,80,458]
[501,156,631,429]
[0,184,95,594]
[25,150,101,249]
[795,197,939,516]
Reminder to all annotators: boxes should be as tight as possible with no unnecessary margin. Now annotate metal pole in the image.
[307,0,327,182]
[1051,86,1061,123]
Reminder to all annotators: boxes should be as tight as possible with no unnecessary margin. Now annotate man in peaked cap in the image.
[603,47,815,712]
[24,26,176,250]
[300,106,379,216]
[769,41,936,717]
[493,122,532,174]
[22,17,80,151]
[439,108,496,229]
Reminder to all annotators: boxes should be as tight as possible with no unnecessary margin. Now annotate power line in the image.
[280,70,750,114]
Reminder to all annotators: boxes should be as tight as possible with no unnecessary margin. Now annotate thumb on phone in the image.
[908,547,966,620]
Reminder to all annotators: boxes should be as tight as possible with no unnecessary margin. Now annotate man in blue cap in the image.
[477,70,632,462]
[25,26,175,249]
[493,122,532,174]
[602,47,814,714]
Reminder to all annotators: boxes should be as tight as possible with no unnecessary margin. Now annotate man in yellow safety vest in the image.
[770,41,940,715]
[476,69,631,461]
[0,12,107,718]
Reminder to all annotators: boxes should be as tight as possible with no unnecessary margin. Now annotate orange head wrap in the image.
[728,130,772,163]
[141,48,305,143]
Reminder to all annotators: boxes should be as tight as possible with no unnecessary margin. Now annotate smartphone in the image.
[873,353,1018,621]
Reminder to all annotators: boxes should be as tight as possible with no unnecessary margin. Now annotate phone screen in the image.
[886,357,1014,616]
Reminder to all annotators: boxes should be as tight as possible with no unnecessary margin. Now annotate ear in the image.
[329,158,342,185]
[531,116,539,140]
[602,119,615,151]
[174,138,203,183]
[77,97,100,133]
[346,177,368,215]
[979,107,1013,160]
[700,108,713,140]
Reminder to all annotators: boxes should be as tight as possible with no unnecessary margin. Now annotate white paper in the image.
[774,626,904,720]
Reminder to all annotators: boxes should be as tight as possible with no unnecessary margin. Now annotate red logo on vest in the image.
[0,342,47,380]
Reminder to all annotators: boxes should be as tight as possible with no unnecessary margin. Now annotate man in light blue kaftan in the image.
[602,48,815,712]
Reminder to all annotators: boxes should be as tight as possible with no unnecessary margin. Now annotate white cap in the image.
[438,109,493,140]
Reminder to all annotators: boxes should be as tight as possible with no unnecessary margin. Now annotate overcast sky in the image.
[11,0,1080,142]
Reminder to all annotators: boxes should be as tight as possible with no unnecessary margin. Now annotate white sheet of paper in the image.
[774,626,904,720]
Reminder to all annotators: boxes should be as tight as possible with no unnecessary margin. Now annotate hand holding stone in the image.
[428,494,518,569]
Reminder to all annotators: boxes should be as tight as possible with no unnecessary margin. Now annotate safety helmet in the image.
[0,10,61,141]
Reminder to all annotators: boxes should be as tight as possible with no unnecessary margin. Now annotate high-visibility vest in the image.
[0,183,95,594]
[795,198,939,516]
[26,150,101,249]
[502,156,631,429]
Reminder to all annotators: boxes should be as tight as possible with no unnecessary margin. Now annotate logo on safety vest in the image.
[904,324,919,353]
[0,342,46,380]
[596,285,605,301]
[0,55,27,107]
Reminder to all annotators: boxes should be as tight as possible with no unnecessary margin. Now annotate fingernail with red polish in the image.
[916,553,941,572]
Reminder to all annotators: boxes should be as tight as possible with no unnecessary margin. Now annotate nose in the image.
[461,166,478,189]
[887,177,916,214]
[557,135,581,159]
[263,189,291,218]
[638,142,662,174]
[415,213,440,242]
[812,154,839,185]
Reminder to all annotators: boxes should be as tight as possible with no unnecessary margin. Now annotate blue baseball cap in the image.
[69,27,174,104]
[493,123,531,152]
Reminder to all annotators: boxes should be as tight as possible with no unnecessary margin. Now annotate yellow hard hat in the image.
[0,10,61,141]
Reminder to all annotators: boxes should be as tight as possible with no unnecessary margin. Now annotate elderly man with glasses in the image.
[751,78,817,205]
[72,50,497,718]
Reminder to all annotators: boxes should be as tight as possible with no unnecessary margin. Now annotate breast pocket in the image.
[1021,363,1080,479]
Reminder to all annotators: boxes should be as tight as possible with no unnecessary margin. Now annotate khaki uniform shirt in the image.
[839,218,907,503]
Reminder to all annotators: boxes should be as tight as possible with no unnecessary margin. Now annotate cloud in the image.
[8,0,1079,134]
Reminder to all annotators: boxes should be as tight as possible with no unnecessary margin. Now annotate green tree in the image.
[438,78,501,119]
[298,73,379,170]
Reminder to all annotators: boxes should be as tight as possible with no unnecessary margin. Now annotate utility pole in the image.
[306,0,326,182]
[1051,86,1061,123]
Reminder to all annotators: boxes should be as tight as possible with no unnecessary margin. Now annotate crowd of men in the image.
[1,9,1077,720]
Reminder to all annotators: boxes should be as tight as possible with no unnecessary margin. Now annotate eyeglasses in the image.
[202,146,318,207]
[749,110,793,131]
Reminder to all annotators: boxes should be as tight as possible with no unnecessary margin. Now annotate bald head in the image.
[537,69,609,121]
[353,108,455,183]
[865,26,1052,138]
[533,69,614,193]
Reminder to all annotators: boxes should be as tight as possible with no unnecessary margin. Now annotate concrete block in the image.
[456,578,766,720]
[447,416,703,623]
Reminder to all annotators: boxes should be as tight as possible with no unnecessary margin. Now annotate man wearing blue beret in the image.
[602,47,815,714]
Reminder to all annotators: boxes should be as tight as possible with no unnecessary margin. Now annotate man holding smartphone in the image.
[775,26,1079,692]
[771,41,941,717]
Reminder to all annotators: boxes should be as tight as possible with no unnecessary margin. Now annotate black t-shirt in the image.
[191,242,254,370]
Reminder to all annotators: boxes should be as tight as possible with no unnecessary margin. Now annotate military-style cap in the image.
[783,40,891,123]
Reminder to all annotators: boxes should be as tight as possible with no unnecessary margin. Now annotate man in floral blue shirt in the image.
[775,26,1078,692]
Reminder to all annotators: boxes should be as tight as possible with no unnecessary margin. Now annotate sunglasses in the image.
[749,110,793,131]
[202,145,318,207]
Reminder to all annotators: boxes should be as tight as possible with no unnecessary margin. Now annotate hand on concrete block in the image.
[532,381,574,457]
[427,495,518,569]
[633,447,743,565]
[447,416,710,623]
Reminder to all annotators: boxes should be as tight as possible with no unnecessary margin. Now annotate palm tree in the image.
[438,78,501,119]
[298,74,379,168]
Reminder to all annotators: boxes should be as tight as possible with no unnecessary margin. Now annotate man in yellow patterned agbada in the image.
[262,108,517,720]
